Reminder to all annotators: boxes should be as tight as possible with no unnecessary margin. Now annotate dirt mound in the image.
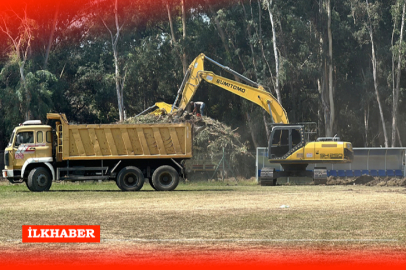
[124,113,254,179]
[327,175,406,186]
[365,177,406,187]
[326,176,363,185]
[354,175,375,185]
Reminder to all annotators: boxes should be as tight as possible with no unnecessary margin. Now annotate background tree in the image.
[391,0,406,147]
[0,7,37,120]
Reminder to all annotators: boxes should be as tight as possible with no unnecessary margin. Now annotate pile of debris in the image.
[124,113,255,179]
[326,175,406,186]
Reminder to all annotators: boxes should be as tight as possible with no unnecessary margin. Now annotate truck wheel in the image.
[27,167,52,192]
[151,165,179,191]
[25,180,34,191]
[116,166,144,191]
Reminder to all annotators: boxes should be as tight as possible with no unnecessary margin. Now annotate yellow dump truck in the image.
[2,113,193,192]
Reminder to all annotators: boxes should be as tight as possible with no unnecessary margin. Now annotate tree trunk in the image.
[326,0,334,137]
[115,0,124,122]
[181,0,187,75]
[20,34,32,121]
[240,0,258,80]
[44,1,60,70]
[366,0,388,147]
[257,0,275,92]
[317,107,322,138]
[101,0,125,122]
[113,47,124,122]
[19,62,31,120]
[289,82,296,123]
[246,112,259,149]
[166,2,177,45]
[267,0,282,105]
[317,23,331,138]
[392,2,406,147]
[364,103,369,147]
[391,8,396,146]
[397,127,403,147]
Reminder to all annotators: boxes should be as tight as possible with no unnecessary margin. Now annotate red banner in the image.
[22,225,100,243]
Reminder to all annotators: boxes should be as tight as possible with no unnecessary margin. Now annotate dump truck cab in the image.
[3,120,53,183]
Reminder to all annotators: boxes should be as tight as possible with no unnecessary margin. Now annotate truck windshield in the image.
[8,130,15,147]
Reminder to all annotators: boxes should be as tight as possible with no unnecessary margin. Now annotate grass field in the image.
[1,180,406,263]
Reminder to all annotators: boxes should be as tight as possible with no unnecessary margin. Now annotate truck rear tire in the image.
[116,166,144,191]
[151,165,179,191]
[27,167,52,192]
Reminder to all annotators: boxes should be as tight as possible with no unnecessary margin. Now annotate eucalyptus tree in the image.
[0,7,36,120]
[391,0,406,147]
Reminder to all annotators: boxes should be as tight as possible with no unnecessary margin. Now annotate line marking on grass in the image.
[101,238,399,243]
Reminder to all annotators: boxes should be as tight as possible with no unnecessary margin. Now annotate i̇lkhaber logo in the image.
[22,225,100,243]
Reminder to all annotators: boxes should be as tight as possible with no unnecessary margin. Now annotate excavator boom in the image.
[175,53,288,124]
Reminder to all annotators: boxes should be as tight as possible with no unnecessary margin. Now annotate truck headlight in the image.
[4,150,9,166]
[346,143,352,150]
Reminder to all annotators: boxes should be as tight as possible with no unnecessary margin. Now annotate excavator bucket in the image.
[150,102,175,115]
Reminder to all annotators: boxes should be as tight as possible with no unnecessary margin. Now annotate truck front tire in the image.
[116,166,144,191]
[151,165,179,191]
[25,180,34,191]
[27,167,52,192]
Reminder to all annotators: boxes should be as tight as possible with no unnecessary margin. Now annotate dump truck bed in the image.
[47,113,193,161]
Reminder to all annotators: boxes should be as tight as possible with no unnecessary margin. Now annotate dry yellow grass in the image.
[0,182,405,257]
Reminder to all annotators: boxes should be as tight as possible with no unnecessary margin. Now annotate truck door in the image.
[34,129,52,159]
[13,130,36,169]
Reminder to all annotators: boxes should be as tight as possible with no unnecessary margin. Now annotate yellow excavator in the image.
[139,53,353,185]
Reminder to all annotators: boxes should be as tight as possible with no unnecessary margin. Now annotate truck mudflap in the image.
[171,158,187,179]
[259,167,277,186]
[313,167,328,185]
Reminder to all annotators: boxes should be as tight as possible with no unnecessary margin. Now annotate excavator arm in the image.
[153,53,289,124]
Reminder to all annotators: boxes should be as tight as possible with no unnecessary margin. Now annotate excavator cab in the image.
[268,125,305,159]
